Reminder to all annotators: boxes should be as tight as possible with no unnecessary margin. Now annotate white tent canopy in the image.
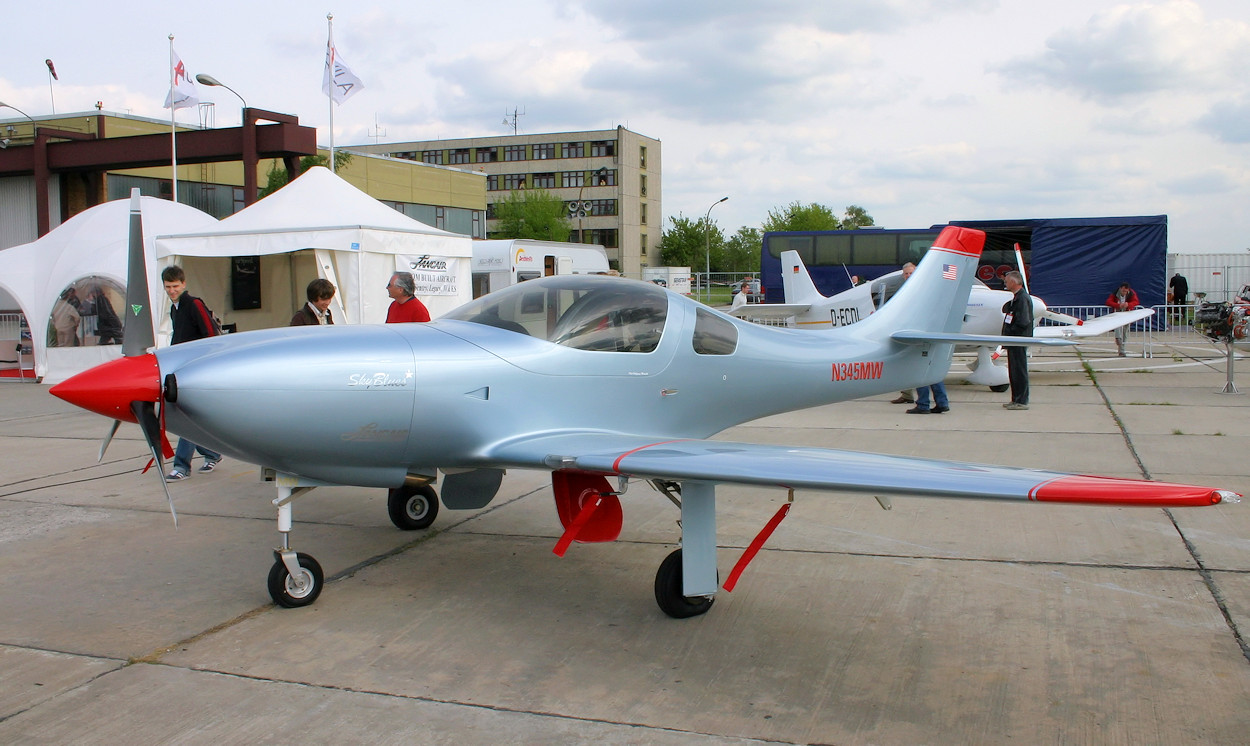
[156,166,473,326]
[0,197,217,384]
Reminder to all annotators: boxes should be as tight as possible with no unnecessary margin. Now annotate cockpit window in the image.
[692,308,737,355]
[444,275,669,353]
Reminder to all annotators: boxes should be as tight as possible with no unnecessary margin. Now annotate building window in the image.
[640,146,647,169]
[588,199,617,216]
[487,175,500,191]
[590,140,615,157]
[449,148,470,164]
[640,174,647,197]
[232,187,245,214]
[640,202,647,224]
[585,228,619,249]
[472,210,483,238]
[504,144,526,161]
[562,171,585,188]
[561,141,585,158]
[504,173,527,189]
[422,150,444,165]
[476,148,498,163]
[532,172,555,189]
[486,202,497,219]
[598,169,616,187]
[436,206,445,230]
[532,142,555,160]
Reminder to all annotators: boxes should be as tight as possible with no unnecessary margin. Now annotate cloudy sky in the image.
[4,0,1250,253]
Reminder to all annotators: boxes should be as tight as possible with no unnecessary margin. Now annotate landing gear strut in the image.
[268,482,323,607]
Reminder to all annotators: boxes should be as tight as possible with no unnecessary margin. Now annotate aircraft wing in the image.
[1035,308,1154,338]
[484,432,1234,507]
[728,302,811,320]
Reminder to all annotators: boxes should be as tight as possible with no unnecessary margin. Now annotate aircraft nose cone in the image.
[49,353,161,423]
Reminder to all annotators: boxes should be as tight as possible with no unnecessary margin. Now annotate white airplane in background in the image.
[732,250,1155,390]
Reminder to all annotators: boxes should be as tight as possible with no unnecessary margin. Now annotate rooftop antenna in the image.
[502,106,525,135]
[370,113,386,144]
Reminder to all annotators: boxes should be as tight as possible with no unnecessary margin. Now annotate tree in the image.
[258,151,354,199]
[761,201,876,232]
[658,213,725,270]
[491,189,572,241]
[840,204,875,229]
[762,201,841,232]
[722,226,762,273]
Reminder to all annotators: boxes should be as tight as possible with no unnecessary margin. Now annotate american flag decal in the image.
[942,264,958,280]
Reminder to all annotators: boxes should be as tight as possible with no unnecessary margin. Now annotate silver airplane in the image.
[731,250,1156,389]
[50,192,1239,618]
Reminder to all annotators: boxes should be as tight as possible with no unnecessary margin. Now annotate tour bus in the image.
[471,240,610,298]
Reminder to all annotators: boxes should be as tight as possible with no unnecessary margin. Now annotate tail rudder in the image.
[779,250,826,305]
[854,226,985,336]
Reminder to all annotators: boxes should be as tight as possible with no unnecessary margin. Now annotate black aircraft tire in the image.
[654,549,715,619]
[268,552,323,608]
[388,484,439,530]
[989,384,1010,393]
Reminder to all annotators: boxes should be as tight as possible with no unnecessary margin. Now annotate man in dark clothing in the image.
[1169,272,1189,306]
[290,278,337,326]
[161,265,223,480]
[91,286,123,345]
[1001,271,1033,410]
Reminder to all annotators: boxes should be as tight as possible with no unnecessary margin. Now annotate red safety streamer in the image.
[723,502,791,592]
[552,494,604,557]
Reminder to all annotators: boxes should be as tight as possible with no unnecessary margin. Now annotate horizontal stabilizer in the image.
[729,303,811,320]
[891,330,1076,347]
[1036,308,1154,338]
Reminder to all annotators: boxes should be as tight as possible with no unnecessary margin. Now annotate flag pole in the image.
[327,13,336,173]
[168,34,179,204]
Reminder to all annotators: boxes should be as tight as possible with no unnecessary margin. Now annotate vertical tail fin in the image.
[779,250,826,305]
[852,226,985,336]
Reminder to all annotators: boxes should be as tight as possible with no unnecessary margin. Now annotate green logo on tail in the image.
[130,304,144,316]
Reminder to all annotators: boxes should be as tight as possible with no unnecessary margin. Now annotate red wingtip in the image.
[933,226,986,258]
[49,354,161,423]
[1031,475,1239,507]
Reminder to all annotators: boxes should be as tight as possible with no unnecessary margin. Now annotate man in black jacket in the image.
[161,265,223,480]
[290,279,336,326]
[1000,271,1033,410]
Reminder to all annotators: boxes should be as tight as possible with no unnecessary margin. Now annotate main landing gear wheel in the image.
[989,384,1010,393]
[267,551,323,608]
[654,549,715,619]
[388,483,439,530]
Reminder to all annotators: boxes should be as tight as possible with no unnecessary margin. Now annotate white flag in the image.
[322,38,364,105]
[163,48,199,110]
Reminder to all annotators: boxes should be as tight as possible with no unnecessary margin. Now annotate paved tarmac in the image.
[1,336,1248,744]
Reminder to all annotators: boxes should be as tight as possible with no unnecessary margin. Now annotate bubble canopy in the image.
[444,275,669,353]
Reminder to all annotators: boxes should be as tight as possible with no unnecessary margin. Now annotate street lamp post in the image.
[704,196,728,302]
[195,74,248,114]
[0,101,37,149]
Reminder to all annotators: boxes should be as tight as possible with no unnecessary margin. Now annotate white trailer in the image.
[471,240,610,297]
[642,266,692,295]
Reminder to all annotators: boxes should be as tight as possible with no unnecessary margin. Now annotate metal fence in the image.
[1028,304,1227,358]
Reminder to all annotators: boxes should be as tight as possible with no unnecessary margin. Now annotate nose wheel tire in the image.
[268,552,323,608]
[388,484,440,530]
[989,384,1010,393]
[654,549,715,619]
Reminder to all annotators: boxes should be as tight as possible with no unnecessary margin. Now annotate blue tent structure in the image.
[948,215,1167,308]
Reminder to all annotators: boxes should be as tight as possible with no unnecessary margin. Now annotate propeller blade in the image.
[130,400,178,528]
[1013,242,1031,295]
[97,419,121,463]
[122,189,156,358]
